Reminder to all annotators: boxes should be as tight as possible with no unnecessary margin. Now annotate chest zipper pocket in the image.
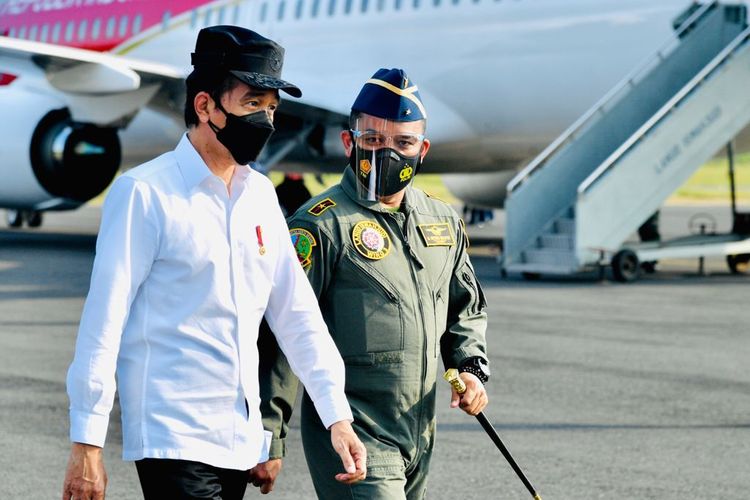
[343,255,405,358]
[348,256,399,303]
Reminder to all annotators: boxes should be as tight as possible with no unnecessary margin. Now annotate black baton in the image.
[444,369,542,500]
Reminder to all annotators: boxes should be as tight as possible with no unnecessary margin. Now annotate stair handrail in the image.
[577,24,750,196]
[506,0,719,194]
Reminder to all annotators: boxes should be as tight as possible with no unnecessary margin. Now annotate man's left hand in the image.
[248,458,282,494]
[450,372,488,416]
[329,420,367,484]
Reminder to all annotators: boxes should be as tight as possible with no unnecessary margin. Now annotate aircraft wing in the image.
[0,36,187,124]
[0,36,347,172]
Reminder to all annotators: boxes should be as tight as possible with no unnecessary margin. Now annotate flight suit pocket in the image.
[332,256,405,362]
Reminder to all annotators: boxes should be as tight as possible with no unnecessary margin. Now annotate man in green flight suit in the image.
[254,68,490,499]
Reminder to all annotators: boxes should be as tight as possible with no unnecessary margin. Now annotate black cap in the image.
[191,25,301,98]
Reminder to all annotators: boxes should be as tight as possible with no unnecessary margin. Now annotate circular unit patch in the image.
[352,220,391,260]
[290,227,316,268]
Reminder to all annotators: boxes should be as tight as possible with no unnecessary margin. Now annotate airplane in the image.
[0,0,708,228]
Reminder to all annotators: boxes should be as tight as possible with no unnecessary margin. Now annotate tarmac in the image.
[0,204,748,499]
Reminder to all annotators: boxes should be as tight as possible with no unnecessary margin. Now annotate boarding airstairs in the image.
[502,1,750,281]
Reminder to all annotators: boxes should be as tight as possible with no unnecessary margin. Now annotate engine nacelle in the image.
[0,86,121,210]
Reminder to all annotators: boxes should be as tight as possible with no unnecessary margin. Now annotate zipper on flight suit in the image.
[387,210,429,462]
[348,256,399,303]
[462,270,486,313]
[434,289,443,358]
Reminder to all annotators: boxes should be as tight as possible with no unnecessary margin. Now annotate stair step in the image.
[523,249,577,267]
[539,234,574,250]
[554,218,575,234]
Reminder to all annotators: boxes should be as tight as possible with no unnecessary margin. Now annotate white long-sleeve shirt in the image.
[67,134,352,470]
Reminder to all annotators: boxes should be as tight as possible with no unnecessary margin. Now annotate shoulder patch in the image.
[352,221,391,260]
[290,228,317,269]
[308,198,336,216]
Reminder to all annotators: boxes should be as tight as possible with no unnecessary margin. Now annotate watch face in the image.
[459,358,490,382]
[479,360,491,377]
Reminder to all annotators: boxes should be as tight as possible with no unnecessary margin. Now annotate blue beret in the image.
[351,68,426,121]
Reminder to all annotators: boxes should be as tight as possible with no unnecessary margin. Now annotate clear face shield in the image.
[349,116,426,201]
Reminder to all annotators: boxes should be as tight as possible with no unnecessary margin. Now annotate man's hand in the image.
[329,420,367,484]
[62,443,107,500]
[249,458,283,494]
[450,372,488,416]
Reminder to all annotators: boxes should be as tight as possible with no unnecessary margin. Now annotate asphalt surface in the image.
[0,205,748,499]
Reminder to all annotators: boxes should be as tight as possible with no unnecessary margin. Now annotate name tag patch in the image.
[418,223,455,247]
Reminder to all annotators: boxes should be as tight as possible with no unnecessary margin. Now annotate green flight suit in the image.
[259,168,488,500]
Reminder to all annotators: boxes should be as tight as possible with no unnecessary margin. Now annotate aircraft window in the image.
[260,3,268,23]
[133,14,142,35]
[344,0,352,14]
[328,0,336,17]
[204,8,213,26]
[119,16,129,37]
[311,0,320,17]
[65,21,74,42]
[29,25,38,41]
[106,17,116,38]
[218,6,226,24]
[394,0,402,10]
[233,4,241,24]
[191,9,199,28]
[92,18,101,40]
[162,11,171,30]
[361,0,368,12]
[295,0,304,19]
[377,0,385,11]
[452,0,459,5]
[7,27,15,38]
[78,19,87,41]
[40,24,49,42]
[18,26,27,39]
[278,1,286,20]
[52,22,61,42]
[433,0,440,6]
[413,0,420,8]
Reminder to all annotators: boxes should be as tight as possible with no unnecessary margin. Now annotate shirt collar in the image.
[175,133,212,192]
[175,133,254,193]
[341,167,415,213]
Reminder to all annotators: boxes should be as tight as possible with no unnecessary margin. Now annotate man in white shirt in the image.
[62,26,366,500]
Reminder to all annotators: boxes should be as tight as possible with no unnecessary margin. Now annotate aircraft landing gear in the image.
[6,209,23,228]
[26,211,43,227]
[5,209,43,229]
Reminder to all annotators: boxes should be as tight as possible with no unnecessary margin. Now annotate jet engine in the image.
[0,86,120,215]
[30,108,120,204]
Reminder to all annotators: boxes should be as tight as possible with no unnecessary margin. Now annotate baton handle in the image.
[443,369,542,500]
[444,368,467,394]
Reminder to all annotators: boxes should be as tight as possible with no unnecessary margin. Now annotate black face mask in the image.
[208,105,275,165]
[349,146,421,198]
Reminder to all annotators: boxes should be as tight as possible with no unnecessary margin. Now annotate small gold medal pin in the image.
[256,225,266,255]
